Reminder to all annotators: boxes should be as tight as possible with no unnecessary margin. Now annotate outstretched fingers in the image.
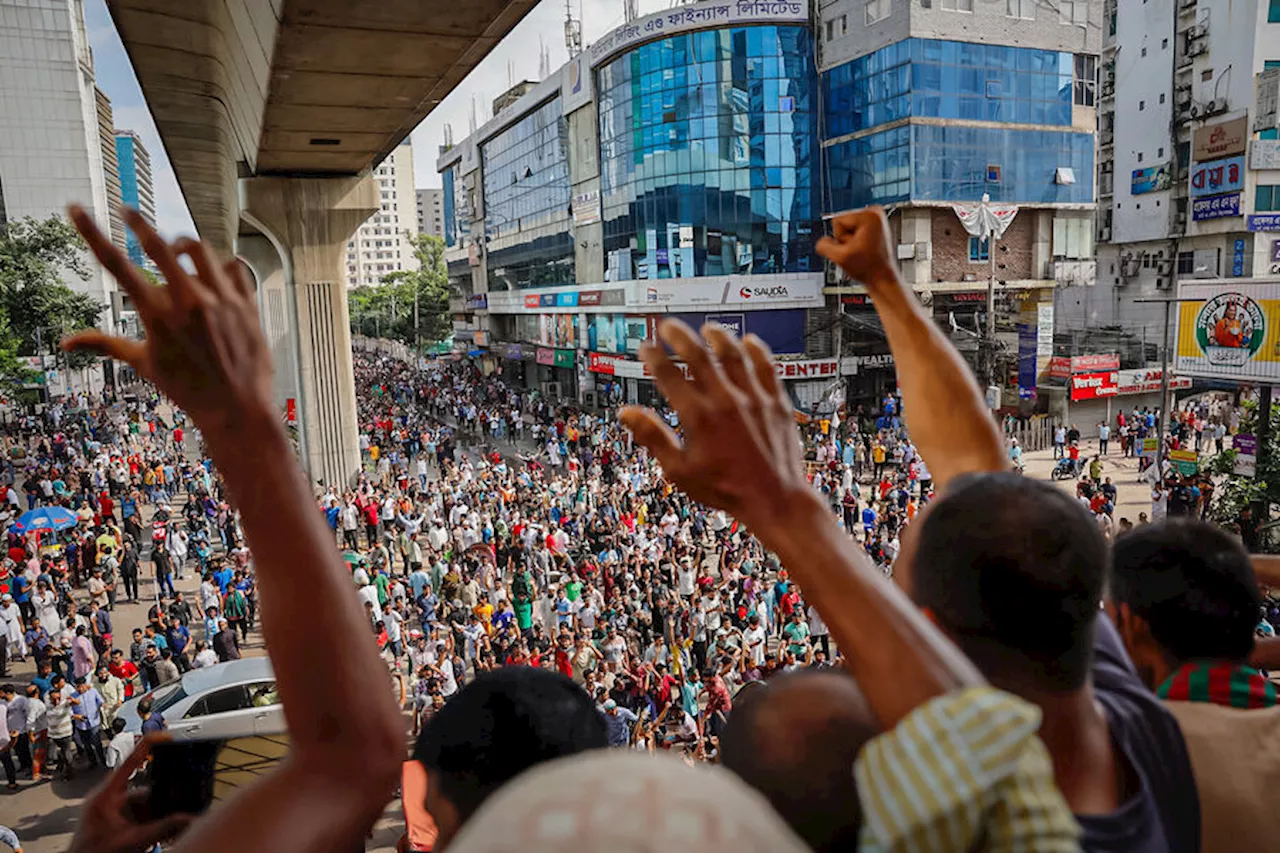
[68,206,167,320]
[619,407,684,473]
[61,331,149,374]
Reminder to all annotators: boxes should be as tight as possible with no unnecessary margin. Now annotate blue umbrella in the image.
[11,506,79,535]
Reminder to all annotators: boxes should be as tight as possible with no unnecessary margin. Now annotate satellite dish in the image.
[919,290,934,308]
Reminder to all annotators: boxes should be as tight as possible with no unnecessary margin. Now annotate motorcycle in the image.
[1050,457,1077,481]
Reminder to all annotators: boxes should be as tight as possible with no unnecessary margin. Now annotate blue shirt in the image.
[121,497,138,519]
[166,624,190,653]
[73,686,104,730]
[862,507,878,529]
[141,711,167,734]
[214,568,234,593]
[601,706,639,747]
[31,673,53,698]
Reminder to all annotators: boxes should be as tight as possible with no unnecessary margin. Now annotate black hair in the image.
[1111,519,1260,664]
[721,670,875,853]
[912,472,1107,691]
[411,667,607,823]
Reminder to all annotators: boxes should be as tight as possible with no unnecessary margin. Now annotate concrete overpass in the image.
[107,0,536,486]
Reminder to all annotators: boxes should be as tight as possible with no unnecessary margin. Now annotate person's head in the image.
[412,667,607,849]
[1109,519,1261,690]
[898,473,1106,694]
[0,683,14,700]
[137,696,153,718]
[96,664,109,681]
[720,670,876,851]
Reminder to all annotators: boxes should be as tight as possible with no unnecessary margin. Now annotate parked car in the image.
[117,657,283,740]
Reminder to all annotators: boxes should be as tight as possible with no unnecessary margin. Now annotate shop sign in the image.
[539,294,558,307]
[1046,356,1072,379]
[1234,434,1258,477]
[579,291,602,306]
[1052,353,1120,374]
[553,349,576,369]
[630,274,823,310]
[524,295,541,309]
[842,354,894,373]
[285,398,297,425]
[556,292,579,308]
[704,313,745,338]
[1169,449,1200,476]
[775,359,841,380]
[1248,214,1280,232]
[1193,117,1248,162]
[503,344,524,360]
[1190,156,1245,198]
[1114,369,1192,395]
[536,347,556,366]
[473,330,488,347]
[1070,370,1119,401]
[1191,193,1241,221]
[465,294,488,311]
[1250,139,1280,170]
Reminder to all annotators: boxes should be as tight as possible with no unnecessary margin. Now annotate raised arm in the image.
[816,208,1006,492]
[620,313,982,731]
[64,207,402,853]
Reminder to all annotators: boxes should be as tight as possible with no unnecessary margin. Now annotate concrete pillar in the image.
[898,208,932,287]
[1031,210,1054,280]
[241,175,378,489]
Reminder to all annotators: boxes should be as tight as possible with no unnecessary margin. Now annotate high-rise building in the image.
[0,0,115,307]
[115,130,156,267]
[1068,0,1280,348]
[439,1,1099,408]
[95,86,126,254]
[416,188,444,239]
[344,140,419,289]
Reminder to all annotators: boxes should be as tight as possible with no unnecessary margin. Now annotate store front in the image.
[535,346,577,400]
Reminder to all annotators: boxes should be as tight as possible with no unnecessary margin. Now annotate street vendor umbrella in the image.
[11,506,78,535]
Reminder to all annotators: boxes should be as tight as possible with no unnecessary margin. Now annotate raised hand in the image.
[68,738,192,853]
[63,206,274,438]
[815,207,901,296]
[618,320,810,543]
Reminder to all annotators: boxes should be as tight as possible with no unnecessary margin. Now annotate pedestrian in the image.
[69,677,107,769]
[152,539,175,598]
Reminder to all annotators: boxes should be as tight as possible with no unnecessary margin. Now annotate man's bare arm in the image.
[816,208,1007,491]
[65,207,403,853]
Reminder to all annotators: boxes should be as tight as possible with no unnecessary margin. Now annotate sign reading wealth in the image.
[589,1,809,67]
[1176,280,1280,381]
[1190,156,1245,198]
[1193,117,1248,162]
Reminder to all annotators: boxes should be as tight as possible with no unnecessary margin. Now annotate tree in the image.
[347,233,451,349]
[0,215,106,389]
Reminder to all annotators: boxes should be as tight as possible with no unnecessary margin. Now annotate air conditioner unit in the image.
[1121,258,1141,277]
[542,381,562,398]
[1209,98,1228,113]
[1156,259,1173,275]
[1155,276,1173,290]
[1189,103,1203,118]
[1100,226,1112,242]
[1187,24,1206,39]
[1187,40,1207,57]
[824,264,841,285]
[897,244,917,260]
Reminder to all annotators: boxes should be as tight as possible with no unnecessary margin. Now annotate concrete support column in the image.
[898,208,932,287]
[241,175,378,489]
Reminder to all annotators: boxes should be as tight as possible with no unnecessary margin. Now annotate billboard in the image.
[1176,279,1280,381]
[1191,193,1241,221]
[1131,165,1172,195]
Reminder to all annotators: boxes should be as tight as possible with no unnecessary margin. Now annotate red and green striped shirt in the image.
[1157,661,1278,709]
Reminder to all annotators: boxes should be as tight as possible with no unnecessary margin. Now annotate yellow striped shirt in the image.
[855,687,1081,853]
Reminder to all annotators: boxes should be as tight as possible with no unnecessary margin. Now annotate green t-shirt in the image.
[514,597,533,630]
[783,621,810,655]
[374,573,390,607]
[566,580,583,602]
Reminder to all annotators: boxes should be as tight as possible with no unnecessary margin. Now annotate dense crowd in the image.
[1,205,1278,853]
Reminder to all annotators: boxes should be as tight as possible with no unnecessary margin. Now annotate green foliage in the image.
[1207,398,1280,540]
[0,215,105,389]
[348,233,451,349]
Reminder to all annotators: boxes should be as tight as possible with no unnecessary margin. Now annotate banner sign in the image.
[1070,371,1119,401]
[465,294,488,311]
[1190,156,1245,198]
[1017,323,1037,400]
[588,1,808,67]
[1131,165,1172,195]
[1141,437,1159,458]
[1191,193,1241,222]
[952,202,1019,239]
[1114,369,1192,395]
[553,349,576,369]
[536,347,556,366]
[1037,303,1055,358]
[1234,434,1258,477]
[1248,214,1280,232]
[1176,281,1280,381]
[1169,449,1200,476]
[572,190,601,227]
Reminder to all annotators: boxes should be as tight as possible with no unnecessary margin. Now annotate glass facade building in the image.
[482,97,575,291]
[822,38,1094,211]
[115,134,146,267]
[597,25,820,281]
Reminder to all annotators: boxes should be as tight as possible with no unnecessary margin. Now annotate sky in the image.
[84,0,673,240]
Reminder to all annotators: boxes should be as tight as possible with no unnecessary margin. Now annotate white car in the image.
[117,657,283,740]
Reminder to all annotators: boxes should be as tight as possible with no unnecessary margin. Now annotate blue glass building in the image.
[597,24,820,280]
[114,131,155,268]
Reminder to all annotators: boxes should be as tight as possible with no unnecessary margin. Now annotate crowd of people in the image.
[0,205,1275,853]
